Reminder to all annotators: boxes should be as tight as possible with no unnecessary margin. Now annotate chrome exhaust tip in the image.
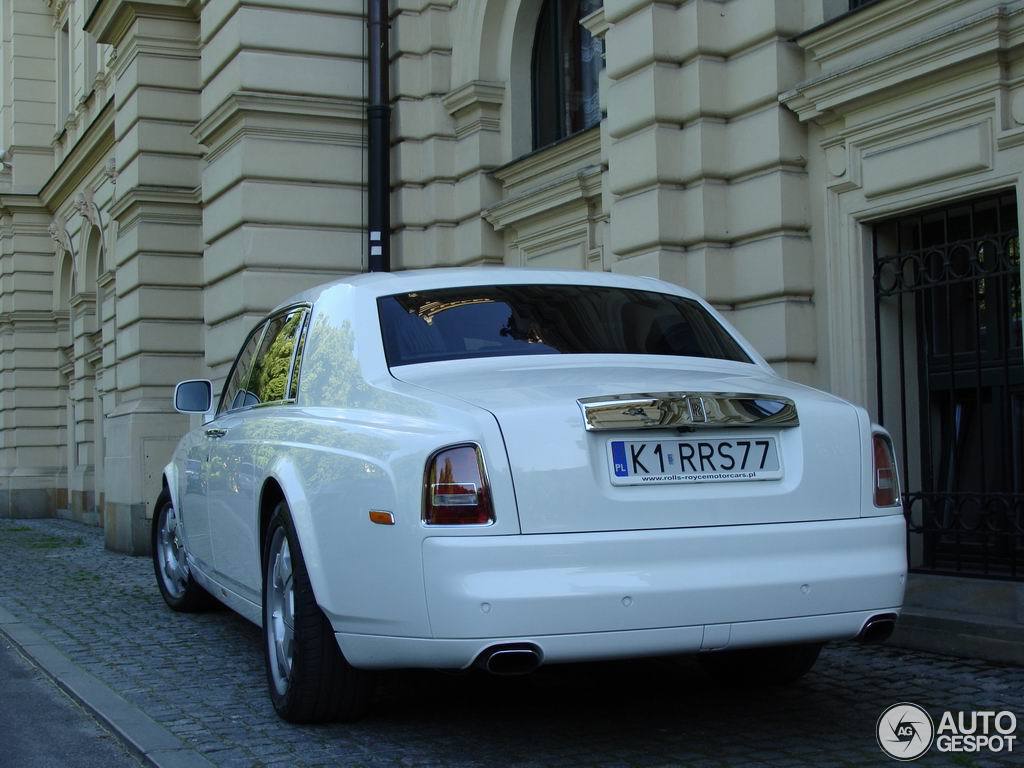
[857,613,898,644]
[475,644,543,676]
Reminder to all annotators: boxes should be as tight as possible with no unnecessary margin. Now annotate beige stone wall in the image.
[1,0,61,518]
[196,0,367,382]
[1,0,1021,555]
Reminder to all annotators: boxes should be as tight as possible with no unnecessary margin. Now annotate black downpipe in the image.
[367,0,390,272]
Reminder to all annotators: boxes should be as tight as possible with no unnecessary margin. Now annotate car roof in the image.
[272,267,702,313]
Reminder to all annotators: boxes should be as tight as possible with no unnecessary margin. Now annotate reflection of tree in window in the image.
[249,311,304,404]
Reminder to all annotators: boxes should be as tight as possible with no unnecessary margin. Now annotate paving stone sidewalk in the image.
[0,518,1021,768]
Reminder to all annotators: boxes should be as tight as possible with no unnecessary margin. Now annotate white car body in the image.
[163,268,906,672]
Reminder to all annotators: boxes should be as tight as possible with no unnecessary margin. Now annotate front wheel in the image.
[151,487,211,612]
[263,500,374,723]
[698,642,823,686]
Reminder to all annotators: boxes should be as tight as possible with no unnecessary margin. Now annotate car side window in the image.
[287,311,311,400]
[247,309,307,406]
[218,323,266,416]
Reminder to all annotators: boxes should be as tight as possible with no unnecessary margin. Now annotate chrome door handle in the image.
[205,428,227,439]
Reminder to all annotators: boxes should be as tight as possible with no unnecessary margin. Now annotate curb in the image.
[888,608,1024,667]
[0,604,215,768]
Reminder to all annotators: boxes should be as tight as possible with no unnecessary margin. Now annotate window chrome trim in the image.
[217,321,270,417]
[286,308,311,401]
[216,302,312,416]
[577,392,800,432]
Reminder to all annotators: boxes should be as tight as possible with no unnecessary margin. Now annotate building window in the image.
[58,21,71,124]
[848,0,877,10]
[531,0,604,150]
[84,31,98,94]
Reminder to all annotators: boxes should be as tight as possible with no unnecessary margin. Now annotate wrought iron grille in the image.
[873,192,1023,580]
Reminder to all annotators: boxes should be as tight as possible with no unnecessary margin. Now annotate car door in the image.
[201,321,266,584]
[177,427,214,570]
[209,307,308,600]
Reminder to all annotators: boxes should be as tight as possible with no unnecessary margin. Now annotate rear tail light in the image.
[872,433,901,507]
[423,444,494,525]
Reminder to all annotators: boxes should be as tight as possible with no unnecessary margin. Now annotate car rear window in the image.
[377,284,751,367]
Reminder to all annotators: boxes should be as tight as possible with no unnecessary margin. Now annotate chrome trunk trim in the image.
[577,392,800,431]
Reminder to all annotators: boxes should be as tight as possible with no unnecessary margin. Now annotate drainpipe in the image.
[367,0,391,272]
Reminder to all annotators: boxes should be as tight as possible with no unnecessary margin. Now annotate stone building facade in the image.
[0,0,1021,600]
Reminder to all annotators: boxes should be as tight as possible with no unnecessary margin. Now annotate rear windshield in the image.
[377,284,751,367]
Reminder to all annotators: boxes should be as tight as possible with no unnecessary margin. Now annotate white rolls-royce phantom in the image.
[154,268,906,723]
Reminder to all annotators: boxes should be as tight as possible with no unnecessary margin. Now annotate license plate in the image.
[608,436,783,486]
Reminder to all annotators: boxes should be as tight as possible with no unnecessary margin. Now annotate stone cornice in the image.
[442,80,505,116]
[96,269,115,290]
[85,0,199,46]
[483,164,603,232]
[493,128,601,190]
[108,185,202,223]
[60,345,75,377]
[782,3,1024,124]
[0,193,47,217]
[193,91,365,149]
[580,7,609,40]
[0,310,70,334]
[442,80,505,140]
[796,0,983,64]
[69,292,97,311]
[40,100,115,210]
[85,342,104,367]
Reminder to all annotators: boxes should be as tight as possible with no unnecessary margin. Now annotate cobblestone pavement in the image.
[0,518,1021,768]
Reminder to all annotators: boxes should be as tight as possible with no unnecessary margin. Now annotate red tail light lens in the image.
[872,434,900,507]
[423,444,494,525]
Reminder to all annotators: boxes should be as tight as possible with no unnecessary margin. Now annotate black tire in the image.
[698,642,822,686]
[262,500,374,723]
[151,487,212,612]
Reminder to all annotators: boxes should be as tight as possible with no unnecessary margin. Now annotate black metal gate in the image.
[873,192,1023,580]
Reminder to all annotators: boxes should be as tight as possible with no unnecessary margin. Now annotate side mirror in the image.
[174,380,213,414]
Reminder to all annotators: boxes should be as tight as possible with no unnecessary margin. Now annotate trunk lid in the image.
[394,356,864,534]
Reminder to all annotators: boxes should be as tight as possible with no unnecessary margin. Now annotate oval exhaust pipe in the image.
[858,613,898,644]
[475,644,542,676]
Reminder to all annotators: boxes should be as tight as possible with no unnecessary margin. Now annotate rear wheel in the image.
[263,500,374,723]
[698,642,822,686]
[151,487,211,612]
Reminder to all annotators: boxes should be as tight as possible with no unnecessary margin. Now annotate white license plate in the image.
[608,436,783,486]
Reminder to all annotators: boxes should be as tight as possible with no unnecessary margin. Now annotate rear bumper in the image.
[337,514,907,669]
[338,608,901,669]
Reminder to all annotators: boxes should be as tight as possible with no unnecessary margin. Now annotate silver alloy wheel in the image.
[157,502,189,598]
[266,527,295,696]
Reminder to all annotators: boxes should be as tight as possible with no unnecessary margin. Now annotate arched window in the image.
[531,0,604,150]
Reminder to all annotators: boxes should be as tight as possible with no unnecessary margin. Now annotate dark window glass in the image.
[378,284,751,367]
[247,309,306,406]
[218,323,266,415]
[532,0,604,149]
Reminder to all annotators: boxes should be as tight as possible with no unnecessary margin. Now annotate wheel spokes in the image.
[267,531,296,692]
[158,504,188,597]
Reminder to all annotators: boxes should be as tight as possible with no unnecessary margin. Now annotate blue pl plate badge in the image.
[611,440,628,477]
